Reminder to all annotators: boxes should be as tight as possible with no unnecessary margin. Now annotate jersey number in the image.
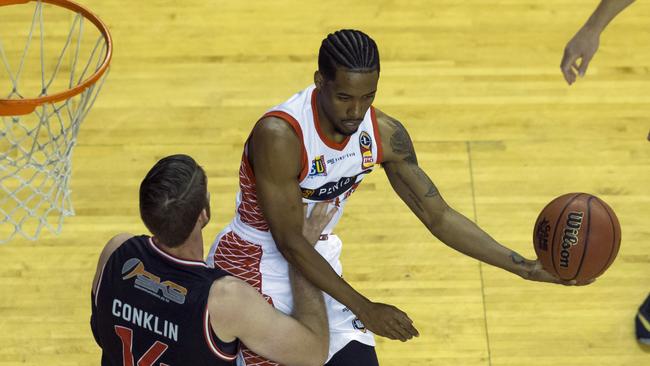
[114,326,169,366]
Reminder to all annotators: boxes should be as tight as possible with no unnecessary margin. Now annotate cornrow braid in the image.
[318,29,380,81]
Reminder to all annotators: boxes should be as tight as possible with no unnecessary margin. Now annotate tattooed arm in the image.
[376,109,568,284]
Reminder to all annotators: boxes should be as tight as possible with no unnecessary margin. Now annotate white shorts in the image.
[207,217,375,365]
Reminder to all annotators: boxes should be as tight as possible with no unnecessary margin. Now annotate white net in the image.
[0,0,110,243]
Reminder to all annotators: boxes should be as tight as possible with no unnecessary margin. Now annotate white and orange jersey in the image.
[210,85,381,364]
[235,84,384,235]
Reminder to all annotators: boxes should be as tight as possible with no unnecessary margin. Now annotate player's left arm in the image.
[90,232,134,347]
[375,109,567,284]
[91,232,134,295]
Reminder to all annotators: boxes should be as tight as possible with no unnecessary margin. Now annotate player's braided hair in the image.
[139,154,208,247]
[318,29,380,81]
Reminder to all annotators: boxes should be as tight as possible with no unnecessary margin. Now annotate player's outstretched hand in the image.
[561,26,600,85]
[302,202,337,245]
[357,301,419,342]
[525,259,595,286]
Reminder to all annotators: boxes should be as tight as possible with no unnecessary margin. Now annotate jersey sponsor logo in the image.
[359,131,374,169]
[326,152,356,166]
[301,170,371,201]
[122,258,188,304]
[362,152,374,169]
[308,155,327,177]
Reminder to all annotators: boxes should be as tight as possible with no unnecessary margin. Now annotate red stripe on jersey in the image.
[370,107,384,164]
[212,231,265,293]
[236,154,270,231]
[147,237,209,267]
[262,111,309,181]
[203,306,238,361]
[212,231,279,366]
[237,112,309,231]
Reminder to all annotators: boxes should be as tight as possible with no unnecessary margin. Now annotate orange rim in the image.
[0,0,112,116]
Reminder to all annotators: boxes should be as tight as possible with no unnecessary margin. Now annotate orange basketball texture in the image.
[533,193,621,283]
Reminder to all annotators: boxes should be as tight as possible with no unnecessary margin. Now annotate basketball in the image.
[533,193,621,283]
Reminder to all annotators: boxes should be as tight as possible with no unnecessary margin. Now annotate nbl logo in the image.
[359,131,374,169]
[359,132,372,148]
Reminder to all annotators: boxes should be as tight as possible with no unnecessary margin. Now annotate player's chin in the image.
[338,122,361,135]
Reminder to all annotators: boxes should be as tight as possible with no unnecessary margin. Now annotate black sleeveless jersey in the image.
[91,235,239,365]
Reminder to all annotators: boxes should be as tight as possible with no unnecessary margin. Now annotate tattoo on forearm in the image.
[387,117,418,165]
[510,252,525,265]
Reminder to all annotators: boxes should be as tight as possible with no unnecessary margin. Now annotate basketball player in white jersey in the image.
[209,29,574,365]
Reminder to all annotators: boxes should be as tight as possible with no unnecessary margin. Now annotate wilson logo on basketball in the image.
[535,217,551,251]
[559,212,584,268]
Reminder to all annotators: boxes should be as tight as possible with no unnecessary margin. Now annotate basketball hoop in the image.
[0,0,112,243]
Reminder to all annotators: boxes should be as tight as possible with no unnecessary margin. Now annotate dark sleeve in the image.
[90,292,102,348]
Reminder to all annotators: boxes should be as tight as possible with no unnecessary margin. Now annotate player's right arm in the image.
[207,202,333,366]
[208,273,327,366]
[247,116,418,341]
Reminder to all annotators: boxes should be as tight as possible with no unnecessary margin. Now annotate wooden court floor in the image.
[0,0,648,365]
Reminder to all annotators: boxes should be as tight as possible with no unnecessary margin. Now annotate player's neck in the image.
[316,95,347,143]
[153,230,204,262]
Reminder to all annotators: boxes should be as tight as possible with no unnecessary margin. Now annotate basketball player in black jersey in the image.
[91,154,334,365]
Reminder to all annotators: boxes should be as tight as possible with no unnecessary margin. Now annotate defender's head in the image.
[315,29,380,136]
[139,154,210,248]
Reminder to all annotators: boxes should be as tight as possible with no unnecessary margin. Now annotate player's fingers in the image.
[560,47,573,71]
[562,65,576,85]
[394,309,419,337]
[548,273,569,285]
[314,202,327,216]
[401,320,419,338]
[302,203,308,218]
[534,269,564,285]
[560,49,577,83]
[325,206,337,220]
[381,326,400,341]
[389,320,411,341]
[578,54,593,77]
[576,278,596,286]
